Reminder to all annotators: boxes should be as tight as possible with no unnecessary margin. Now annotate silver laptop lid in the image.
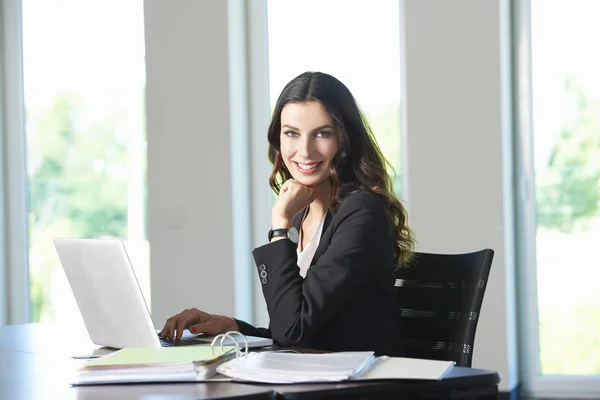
[53,238,161,348]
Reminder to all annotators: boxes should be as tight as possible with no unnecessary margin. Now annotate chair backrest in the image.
[394,249,494,367]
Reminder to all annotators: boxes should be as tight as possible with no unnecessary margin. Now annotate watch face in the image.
[288,227,299,243]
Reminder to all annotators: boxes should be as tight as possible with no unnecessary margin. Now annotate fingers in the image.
[273,179,319,233]
[175,308,207,340]
[284,180,314,198]
[275,179,315,220]
[188,315,224,336]
[280,182,289,194]
[159,316,175,340]
[281,179,297,192]
[278,181,304,201]
[161,312,235,341]
[280,179,300,194]
[160,310,182,340]
[173,311,189,340]
[159,308,197,341]
[188,322,216,336]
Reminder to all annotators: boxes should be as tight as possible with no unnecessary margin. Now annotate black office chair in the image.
[394,249,494,367]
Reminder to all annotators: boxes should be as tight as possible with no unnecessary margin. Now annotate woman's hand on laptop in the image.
[159,308,239,341]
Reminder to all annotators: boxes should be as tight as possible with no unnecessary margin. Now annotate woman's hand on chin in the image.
[272,179,315,228]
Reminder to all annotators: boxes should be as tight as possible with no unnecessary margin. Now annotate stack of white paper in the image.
[217,352,455,384]
[217,351,376,383]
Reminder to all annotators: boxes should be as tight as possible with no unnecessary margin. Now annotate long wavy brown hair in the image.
[267,72,415,266]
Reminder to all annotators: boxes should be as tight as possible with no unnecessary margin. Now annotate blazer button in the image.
[258,264,266,271]
[259,270,267,278]
[261,277,268,284]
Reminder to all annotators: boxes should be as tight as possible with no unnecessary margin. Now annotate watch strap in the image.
[268,228,289,241]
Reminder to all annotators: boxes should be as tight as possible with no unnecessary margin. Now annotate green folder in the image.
[85,345,237,368]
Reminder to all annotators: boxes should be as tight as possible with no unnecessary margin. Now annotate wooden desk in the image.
[0,323,500,399]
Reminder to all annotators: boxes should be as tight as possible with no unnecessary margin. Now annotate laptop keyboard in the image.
[159,336,207,347]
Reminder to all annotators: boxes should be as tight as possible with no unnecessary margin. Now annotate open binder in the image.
[216,350,455,384]
[214,332,455,384]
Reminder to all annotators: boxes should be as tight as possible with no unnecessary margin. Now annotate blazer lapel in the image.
[311,212,334,266]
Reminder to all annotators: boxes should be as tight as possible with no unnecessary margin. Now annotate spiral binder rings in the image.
[210,331,250,358]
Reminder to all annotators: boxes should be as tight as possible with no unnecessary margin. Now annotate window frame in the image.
[0,0,30,325]
[515,0,600,396]
[246,0,272,327]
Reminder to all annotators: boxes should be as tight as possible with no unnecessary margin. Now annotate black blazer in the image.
[235,190,404,356]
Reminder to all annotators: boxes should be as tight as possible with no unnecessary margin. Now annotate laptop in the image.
[53,237,273,349]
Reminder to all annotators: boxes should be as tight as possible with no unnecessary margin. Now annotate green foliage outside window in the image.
[535,76,600,375]
[536,75,600,232]
[27,91,130,322]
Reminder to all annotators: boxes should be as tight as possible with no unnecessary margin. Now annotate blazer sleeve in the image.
[232,318,271,338]
[252,191,393,346]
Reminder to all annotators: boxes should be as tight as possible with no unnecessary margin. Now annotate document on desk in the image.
[356,356,455,381]
[216,352,455,384]
[72,346,237,385]
[217,351,376,383]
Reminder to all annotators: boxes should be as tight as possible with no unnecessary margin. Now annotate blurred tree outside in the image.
[365,106,403,196]
[536,75,600,233]
[27,91,130,322]
[535,75,600,375]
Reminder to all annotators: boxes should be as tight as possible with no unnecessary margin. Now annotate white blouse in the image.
[296,214,327,278]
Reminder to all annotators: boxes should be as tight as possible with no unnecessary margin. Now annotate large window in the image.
[531,0,600,377]
[518,1,600,395]
[21,0,148,324]
[267,0,403,194]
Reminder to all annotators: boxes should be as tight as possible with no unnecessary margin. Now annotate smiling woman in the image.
[279,101,339,187]
[275,102,340,245]
[160,72,415,357]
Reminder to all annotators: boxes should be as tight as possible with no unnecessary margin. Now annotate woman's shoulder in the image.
[333,189,393,241]
[337,189,387,214]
